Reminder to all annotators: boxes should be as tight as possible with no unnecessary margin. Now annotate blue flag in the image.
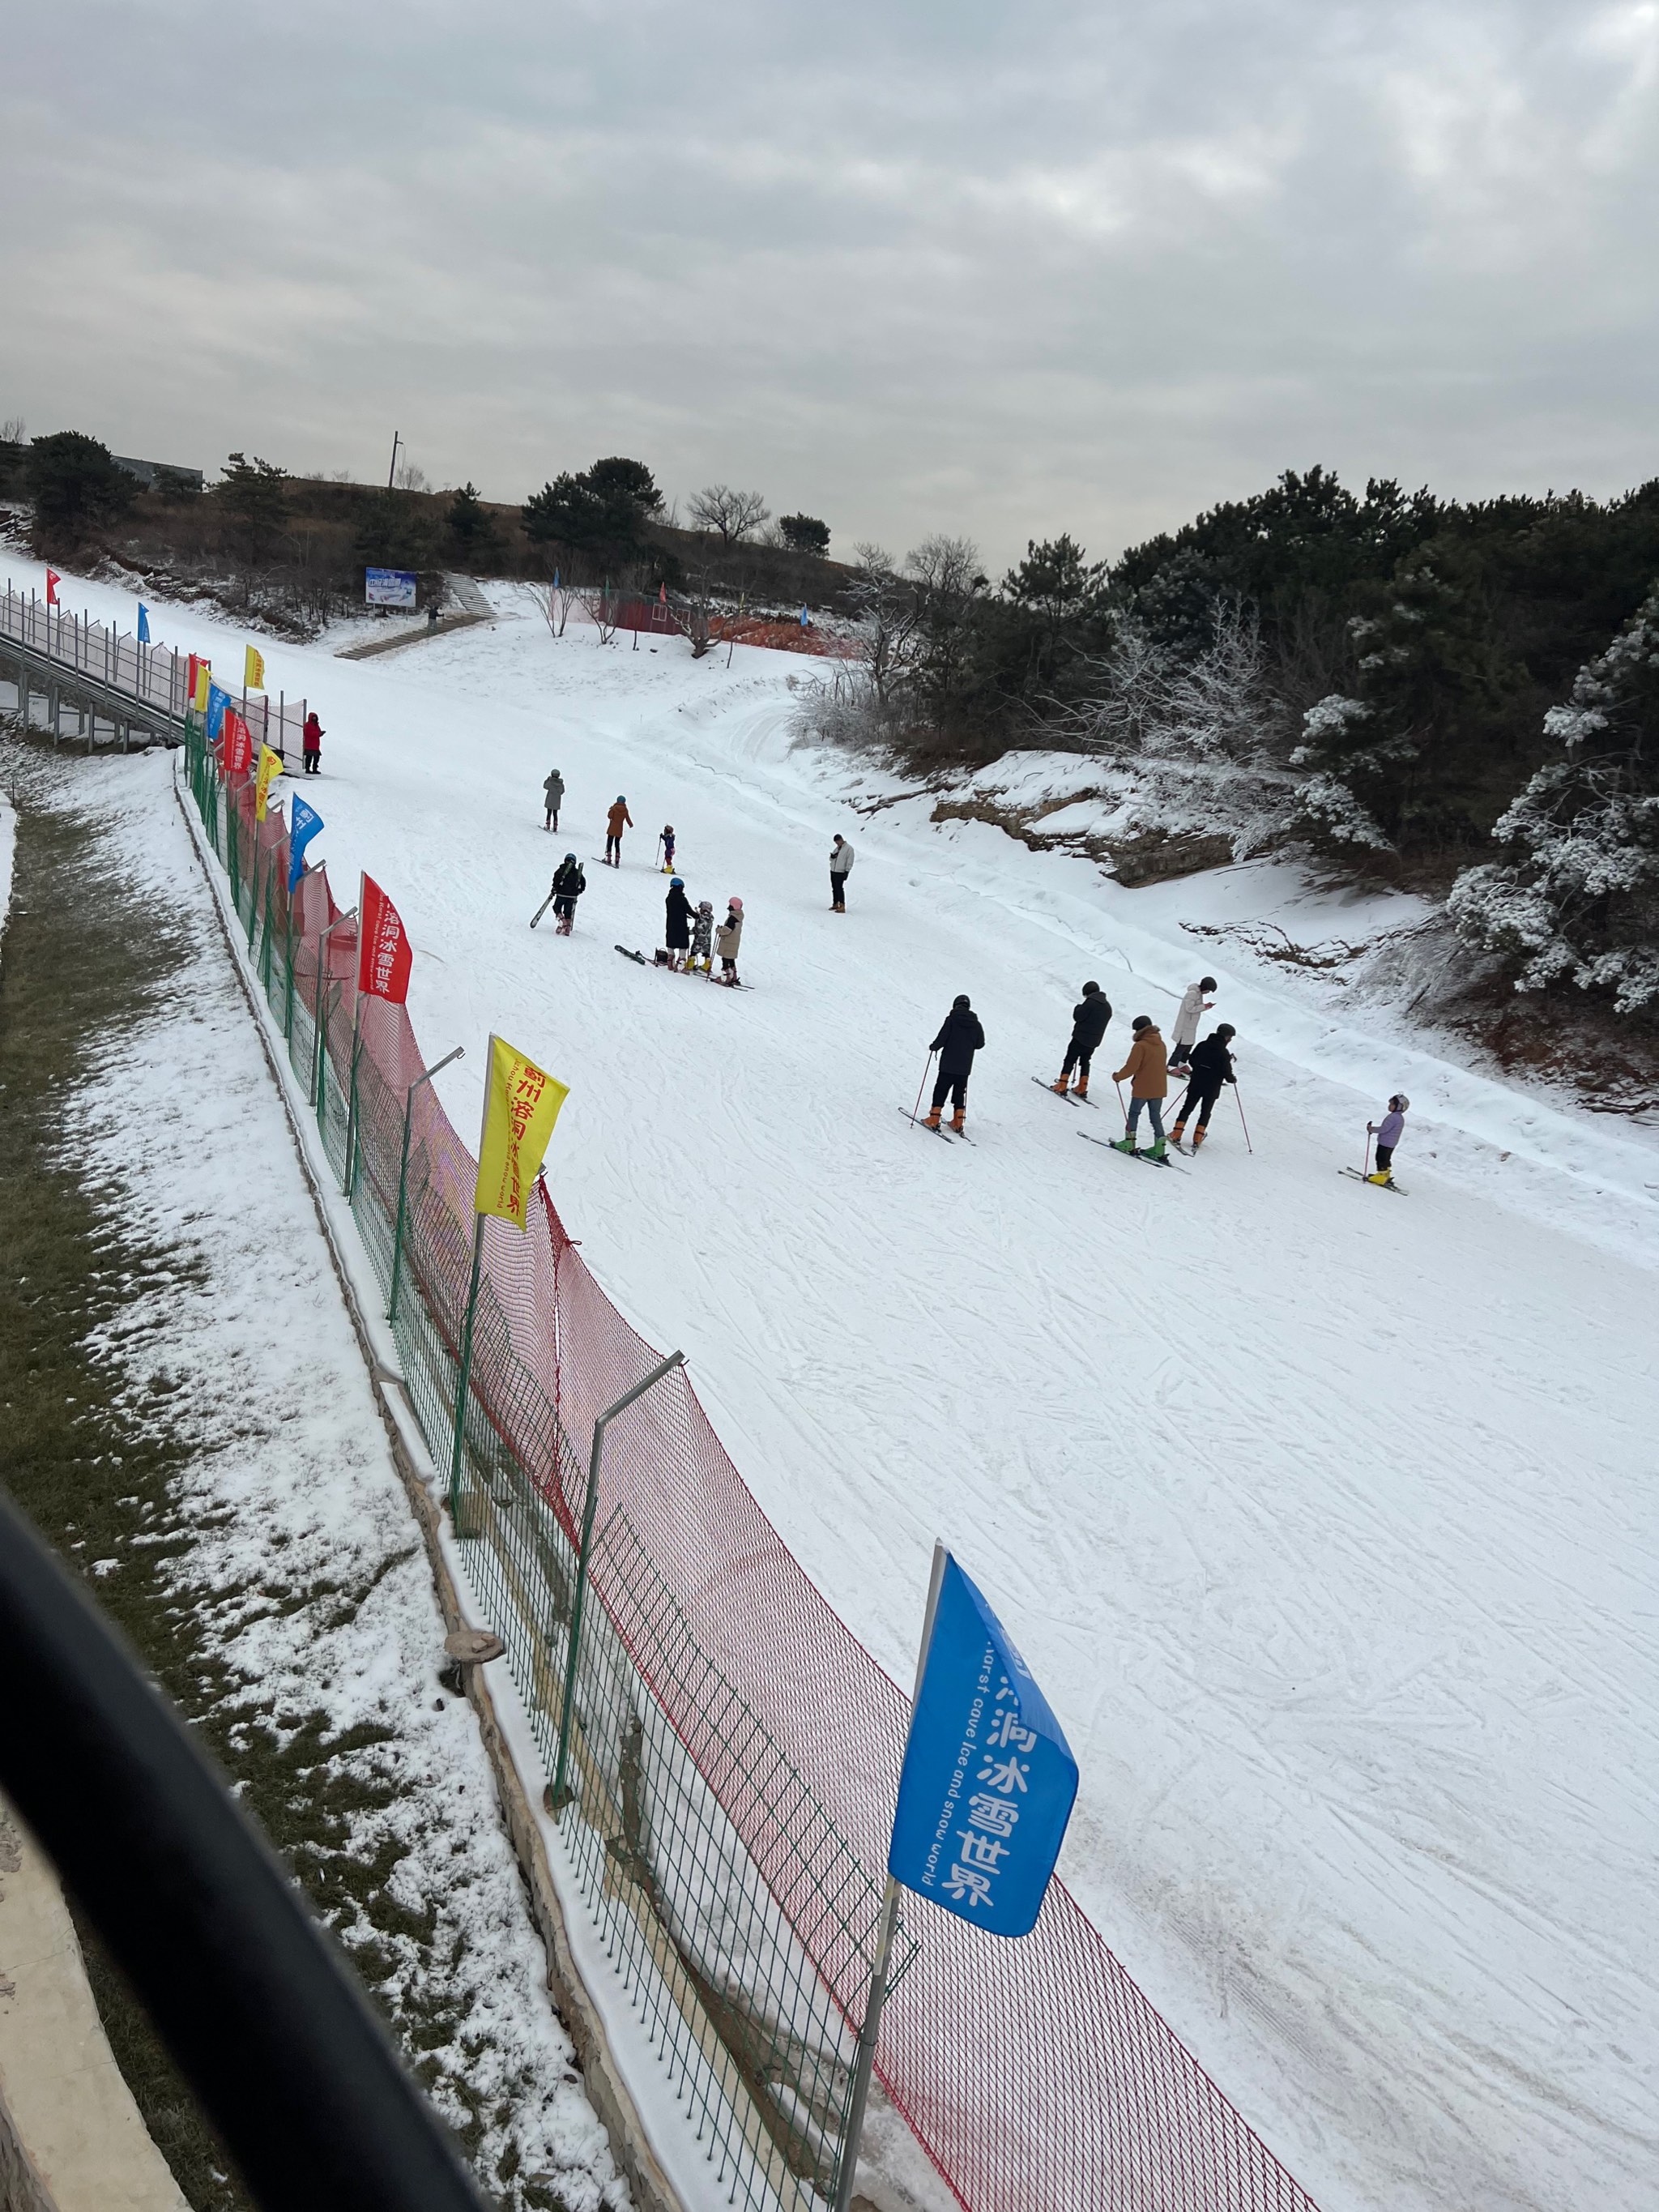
[888,1554,1077,1938]
[137,604,151,644]
[206,682,231,743]
[288,797,323,892]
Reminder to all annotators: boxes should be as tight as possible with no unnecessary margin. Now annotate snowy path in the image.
[11,565,1659,2212]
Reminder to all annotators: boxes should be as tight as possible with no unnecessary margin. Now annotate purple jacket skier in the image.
[1367,1095,1409,1184]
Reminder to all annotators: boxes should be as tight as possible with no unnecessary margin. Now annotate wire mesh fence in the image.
[182,719,1321,2212]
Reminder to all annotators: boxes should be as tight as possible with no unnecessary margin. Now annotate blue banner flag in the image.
[288,797,323,892]
[206,682,231,742]
[888,1554,1077,1938]
[137,604,151,644]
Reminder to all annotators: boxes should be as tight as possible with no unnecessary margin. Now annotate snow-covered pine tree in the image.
[1448,587,1659,1014]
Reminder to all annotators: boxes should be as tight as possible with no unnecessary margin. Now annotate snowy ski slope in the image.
[17,564,1659,2212]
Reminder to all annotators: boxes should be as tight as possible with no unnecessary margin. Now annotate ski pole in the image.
[1114,1077,1128,1130]
[1363,1129,1373,1177]
[1235,1084,1252,1153]
[911,1053,936,1125]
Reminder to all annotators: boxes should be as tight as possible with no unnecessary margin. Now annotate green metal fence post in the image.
[549,1349,685,1813]
[388,1048,464,1327]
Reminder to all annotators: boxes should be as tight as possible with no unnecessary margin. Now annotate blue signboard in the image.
[288,797,323,892]
[888,1554,1078,1938]
[365,566,419,609]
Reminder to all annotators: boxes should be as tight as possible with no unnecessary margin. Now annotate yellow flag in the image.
[254,743,284,818]
[192,661,211,711]
[474,1035,569,1228]
[245,643,267,690]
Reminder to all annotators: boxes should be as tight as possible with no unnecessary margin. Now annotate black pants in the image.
[553,895,577,923]
[931,1069,969,1111]
[304,753,320,775]
[1061,1036,1094,1079]
[831,869,849,907]
[1375,1143,1393,1172]
[545,809,559,829]
[1175,1079,1222,1129]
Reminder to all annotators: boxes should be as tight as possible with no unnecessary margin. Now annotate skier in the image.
[1110,1016,1169,1158]
[302,711,323,775]
[922,995,985,1133]
[543,768,565,831]
[1168,976,1217,1072]
[550,853,586,935]
[689,899,715,975]
[830,833,855,912]
[1367,1094,1410,1185]
[714,896,744,985]
[1049,980,1111,1096]
[605,796,633,866]
[1169,1025,1236,1148]
[663,877,693,967]
[660,824,676,874]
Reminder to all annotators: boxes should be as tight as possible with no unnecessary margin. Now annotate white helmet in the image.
[1389,1093,1410,1111]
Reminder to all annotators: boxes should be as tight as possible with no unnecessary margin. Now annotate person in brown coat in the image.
[604,796,633,865]
[1111,1016,1170,1158]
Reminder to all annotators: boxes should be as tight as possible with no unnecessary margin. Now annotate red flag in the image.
[357,874,412,1005]
[187,652,201,701]
[45,570,60,606]
[221,708,253,778]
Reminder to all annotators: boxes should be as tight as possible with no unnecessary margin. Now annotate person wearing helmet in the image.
[660,824,676,873]
[543,767,565,831]
[1170,1024,1237,1149]
[1169,976,1218,1073]
[604,796,633,865]
[714,895,744,984]
[663,875,693,967]
[922,994,986,1132]
[1110,1014,1170,1158]
[689,898,715,975]
[1050,980,1111,1097]
[1367,1095,1410,1185]
[549,852,586,935]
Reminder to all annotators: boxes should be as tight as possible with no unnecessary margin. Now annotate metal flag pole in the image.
[388,1047,464,1327]
[549,1349,686,1814]
[310,909,356,1111]
[830,1540,949,2212]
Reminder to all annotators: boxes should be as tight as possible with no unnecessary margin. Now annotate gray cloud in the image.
[6,0,1658,567]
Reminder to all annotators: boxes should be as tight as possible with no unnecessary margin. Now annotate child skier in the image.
[1170,1025,1236,1147]
[605,796,633,865]
[1168,977,1217,1072]
[689,899,714,975]
[1111,1016,1170,1158]
[714,896,744,984]
[1050,980,1111,1096]
[663,877,693,967]
[922,995,985,1133]
[543,768,565,831]
[660,825,676,873]
[1367,1095,1410,1184]
[550,853,586,935]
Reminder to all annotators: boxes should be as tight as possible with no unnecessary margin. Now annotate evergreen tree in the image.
[522,456,661,572]
[215,451,289,569]
[778,513,831,557]
[445,480,501,561]
[1448,590,1659,1015]
[25,431,134,548]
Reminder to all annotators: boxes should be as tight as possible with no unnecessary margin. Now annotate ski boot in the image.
[1050,1074,1070,1094]
[922,1107,943,1130]
[1110,1137,1138,1155]
[1191,1126,1206,1148]
[950,1108,966,1134]
[1145,1138,1168,1161]
[1366,1169,1392,1185]
[1073,1075,1089,1099]
[1169,1119,1188,1144]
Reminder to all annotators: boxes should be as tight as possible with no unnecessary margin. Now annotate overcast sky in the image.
[5,1,1658,569]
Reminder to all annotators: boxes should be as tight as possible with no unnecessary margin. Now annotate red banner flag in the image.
[45,570,60,606]
[357,874,413,1005]
[221,708,253,778]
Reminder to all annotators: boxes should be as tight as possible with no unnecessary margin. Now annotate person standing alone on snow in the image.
[550,853,585,935]
[1170,1025,1236,1148]
[1111,1015,1169,1158]
[605,796,633,865]
[1051,980,1111,1097]
[1367,1095,1409,1185]
[714,897,744,984]
[302,711,323,775]
[543,768,565,831]
[1169,976,1217,1072]
[830,834,854,912]
[923,995,985,1133]
[663,877,693,967]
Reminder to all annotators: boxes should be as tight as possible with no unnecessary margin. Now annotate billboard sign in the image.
[365,567,419,609]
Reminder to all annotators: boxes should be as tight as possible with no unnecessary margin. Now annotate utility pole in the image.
[386,431,401,490]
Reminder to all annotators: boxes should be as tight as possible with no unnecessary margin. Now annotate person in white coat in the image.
[830,834,855,912]
[1169,976,1217,1071]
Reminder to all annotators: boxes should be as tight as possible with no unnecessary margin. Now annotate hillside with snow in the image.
[11,562,1659,2212]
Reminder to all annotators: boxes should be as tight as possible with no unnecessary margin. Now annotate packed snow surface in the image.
[13,566,1659,2212]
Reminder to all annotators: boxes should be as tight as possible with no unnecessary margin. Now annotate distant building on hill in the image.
[113,455,203,493]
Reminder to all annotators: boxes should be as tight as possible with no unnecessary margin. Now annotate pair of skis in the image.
[616,946,750,988]
[1031,1071,1184,1172]
[1339,1166,1408,1196]
[1030,1077,1097,1108]
[897,1110,973,1144]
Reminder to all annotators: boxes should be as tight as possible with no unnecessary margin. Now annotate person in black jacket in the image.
[550,852,586,935]
[1049,980,1111,1098]
[1170,1025,1237,1148]
[663,877,694,968]
[922,995,985,1132]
